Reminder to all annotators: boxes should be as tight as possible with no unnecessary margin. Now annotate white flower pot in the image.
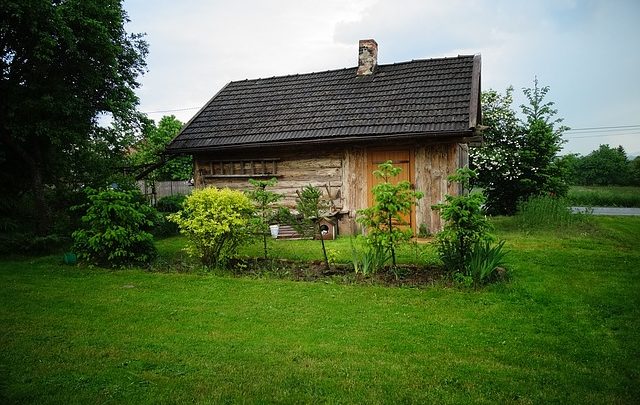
[269,224,280,239]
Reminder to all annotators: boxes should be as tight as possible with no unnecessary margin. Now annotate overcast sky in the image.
[123,0,640,156]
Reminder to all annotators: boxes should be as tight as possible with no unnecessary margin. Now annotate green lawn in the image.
[568,185,640,207]
[1,217,639,403]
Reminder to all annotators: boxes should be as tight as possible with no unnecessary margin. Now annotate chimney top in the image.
[357,39,378,76]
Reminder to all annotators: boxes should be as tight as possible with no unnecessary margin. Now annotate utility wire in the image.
[565,124,640,132]
[566,131,640,139]
[143,107,200,114]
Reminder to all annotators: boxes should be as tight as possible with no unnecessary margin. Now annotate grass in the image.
[567,185,640,207]
[515,194,592,229]
[1,217,639,403]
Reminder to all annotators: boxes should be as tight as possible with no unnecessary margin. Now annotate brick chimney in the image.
[357,39,378,76]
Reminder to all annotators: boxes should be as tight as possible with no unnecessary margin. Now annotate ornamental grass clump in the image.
[169,187,254,267]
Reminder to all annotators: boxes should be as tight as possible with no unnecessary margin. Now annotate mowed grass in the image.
[568,185,640,207]
[1,217,639,403]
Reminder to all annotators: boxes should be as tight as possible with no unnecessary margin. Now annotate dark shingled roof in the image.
[166,54,481,153]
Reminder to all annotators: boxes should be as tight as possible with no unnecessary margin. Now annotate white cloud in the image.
[124,0,640,155]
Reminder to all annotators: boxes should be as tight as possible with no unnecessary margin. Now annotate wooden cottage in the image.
[165,39,482,235]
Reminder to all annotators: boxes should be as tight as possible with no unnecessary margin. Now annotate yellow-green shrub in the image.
[169,187,254,267]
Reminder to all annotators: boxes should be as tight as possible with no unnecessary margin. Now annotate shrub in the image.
[156,194,187,213]
[357,161,423,269]
[169,187,254,267]
[72,188,160,267]
[432,168,493,274]
[349,236,388,276]
[153,195,188,237]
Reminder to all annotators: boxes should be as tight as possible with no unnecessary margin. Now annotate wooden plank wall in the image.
[194,150,344,210]
[414,143,460,233]
[193,141,464,235]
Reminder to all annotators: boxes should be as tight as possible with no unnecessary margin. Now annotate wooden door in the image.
[367,149,414,230]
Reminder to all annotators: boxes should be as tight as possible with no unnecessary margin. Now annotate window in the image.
[198,158,280,178]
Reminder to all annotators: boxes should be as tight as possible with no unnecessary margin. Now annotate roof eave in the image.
[468,54,482,130]
[165,129,477,155]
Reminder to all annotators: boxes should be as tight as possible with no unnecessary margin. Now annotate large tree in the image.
[471,79,568,215]
[0,0,148,234]
[575,145,632,186]
[129,115,192,181]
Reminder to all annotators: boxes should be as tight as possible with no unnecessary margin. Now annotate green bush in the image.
[72,188,160,267]
[357,161,423,270]
[432,168,494,274]
[169,187,254,267]
[349,236,388,276]
[154,195,188,237]
[156,194,187,213]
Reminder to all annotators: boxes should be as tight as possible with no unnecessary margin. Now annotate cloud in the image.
[124,0,640,155]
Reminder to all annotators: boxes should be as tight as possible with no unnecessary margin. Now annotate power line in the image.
[565,124,640,132]
[143,107,200,114]
[565,131,640,139]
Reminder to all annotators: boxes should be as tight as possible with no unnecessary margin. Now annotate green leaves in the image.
[247,178,284,259]
[356,161,423,269]
[72,188,159,267]
[471,79,568,215]
[1,0,149,234]
[432,168,495,277]
[169,187,255,267]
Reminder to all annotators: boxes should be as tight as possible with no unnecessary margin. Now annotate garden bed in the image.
[227,258,446,287]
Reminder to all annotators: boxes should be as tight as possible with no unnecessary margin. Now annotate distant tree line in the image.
[559,145,640,186]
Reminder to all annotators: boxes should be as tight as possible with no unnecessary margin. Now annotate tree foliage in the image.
[129,115,192,181]
[0,0,148,234]
[357,161,423,268]
[247,178,283,259]
[561,144,635,186]
[72,188,159,267]
[295,185,331,270]
[432,168,493,276]
[472,79,568,215]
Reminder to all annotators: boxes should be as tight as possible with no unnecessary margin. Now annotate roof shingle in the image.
[167,54,481,153]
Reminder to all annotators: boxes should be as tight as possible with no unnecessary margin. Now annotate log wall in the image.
[192,140,466,236]
[194,149,344,210]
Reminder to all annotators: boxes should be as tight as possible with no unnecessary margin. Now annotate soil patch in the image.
[227,258,446,287]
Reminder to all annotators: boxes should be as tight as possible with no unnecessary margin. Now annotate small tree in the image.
[295,185,331,270]
[247,178,283,259]
[432,168,493,275]
[169,188,254,267]
[72,187,160,267]
[472,79,568,215]
[357,161,423,268]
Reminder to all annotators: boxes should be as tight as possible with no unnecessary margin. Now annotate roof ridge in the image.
[231,54,476,84]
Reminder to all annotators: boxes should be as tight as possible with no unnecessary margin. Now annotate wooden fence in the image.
[137,180,193,205]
